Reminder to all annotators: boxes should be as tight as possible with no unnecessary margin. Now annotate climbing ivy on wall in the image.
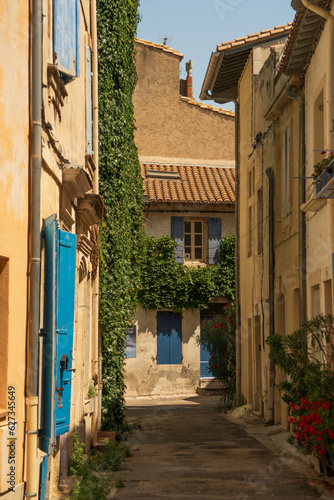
[97,0,144,430]
[139,235,235,311]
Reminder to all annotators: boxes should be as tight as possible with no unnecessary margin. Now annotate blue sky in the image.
[137,0,296,110]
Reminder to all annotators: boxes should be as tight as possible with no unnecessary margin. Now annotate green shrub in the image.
[198,303,236,403]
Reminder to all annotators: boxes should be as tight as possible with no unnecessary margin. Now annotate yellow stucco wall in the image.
[238,48,300,428]
[0,0,29,492]
[133,42,235,161]
[1,0,99,496]
[304,22,334,319]
[125,308,201,397]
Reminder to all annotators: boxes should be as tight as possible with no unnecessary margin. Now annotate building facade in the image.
[124,39,235,397]
[201,0,334,428]
[0,0,104,498]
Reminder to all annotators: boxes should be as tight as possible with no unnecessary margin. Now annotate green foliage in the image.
[69,433,84,477]
[198,303,236,403]
[87,384,98,399]
[69,435,130,499]
[97,0,144,431]
[139,235,235,310]
[265,314,334,405]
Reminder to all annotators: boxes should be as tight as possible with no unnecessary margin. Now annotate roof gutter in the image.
[200,51,221,101]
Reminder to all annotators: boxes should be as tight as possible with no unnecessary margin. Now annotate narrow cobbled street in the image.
[114,395,332,500]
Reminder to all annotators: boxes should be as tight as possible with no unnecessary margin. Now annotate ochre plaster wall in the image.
[239,49,298,429]
[133,42,235,162]
[304,23,334,319]
[145,204,235,241]
[0,0,29,492]
[125,308,201,397]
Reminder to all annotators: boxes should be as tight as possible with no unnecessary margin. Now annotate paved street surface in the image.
[114,395,332,499]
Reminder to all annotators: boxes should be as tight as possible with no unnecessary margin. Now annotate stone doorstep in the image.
[197,379,226,396]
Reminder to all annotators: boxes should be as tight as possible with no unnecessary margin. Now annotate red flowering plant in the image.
[312,151,334,181]
[198,302,236,403]
[266,314,334,458]
[288,389,334,456]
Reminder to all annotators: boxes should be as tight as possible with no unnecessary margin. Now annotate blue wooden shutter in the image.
[55,230,76,436]
[86,46,93,154]
[169,313,182,364]
[157,312,171,364]
[54,0,80,77]
[40,214,57,454]
[171,216,184,263]
[208,218,221,264]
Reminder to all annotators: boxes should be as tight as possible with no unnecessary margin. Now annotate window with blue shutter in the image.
[54,0,80,78]
[171,217,184,263]
[125,326,136,358]
[208,218,221,264]
[157,312,182,364]
[86,46,93,154]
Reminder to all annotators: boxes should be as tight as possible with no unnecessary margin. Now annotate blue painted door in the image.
[55,230,76,436]
[200,343,214,379]
[157,312,182,364]
[41,215,76,455]
[200,312,215,379]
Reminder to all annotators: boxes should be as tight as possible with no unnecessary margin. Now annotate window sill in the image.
[184,261,207,268]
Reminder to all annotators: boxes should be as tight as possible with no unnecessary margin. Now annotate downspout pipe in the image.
[26,0,42,496]
[265,168,275,423]
[233,99,241,407]
[285,83,306,326]
[91,0,100,444]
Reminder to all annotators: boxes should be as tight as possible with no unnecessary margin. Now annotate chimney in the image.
[186,60,193,99]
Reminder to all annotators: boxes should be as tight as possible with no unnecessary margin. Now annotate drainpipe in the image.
[26,0,42,496]
[234,99,241,407]
[265,168,275,423]
[285,84,306,326]
[298,96,307,325]
[91,0,100,443]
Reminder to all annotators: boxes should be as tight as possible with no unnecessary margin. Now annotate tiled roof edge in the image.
[135,38,184,59]
[216,23,293,52]
[180,96,235,117]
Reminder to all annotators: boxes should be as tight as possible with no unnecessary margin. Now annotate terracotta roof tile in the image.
[216,23,292,52]
[141,163,235,205]
[180,96,235,117]
[134,38,184,60]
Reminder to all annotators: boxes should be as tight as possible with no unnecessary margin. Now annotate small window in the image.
[53,0,80,78]
[282,129,290,218]
[184,220,203,261]
[248,205,252,258]
[125,326,136,358]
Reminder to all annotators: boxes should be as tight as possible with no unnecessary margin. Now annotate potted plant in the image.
[84,384,98,415]
[313,151,334,195]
